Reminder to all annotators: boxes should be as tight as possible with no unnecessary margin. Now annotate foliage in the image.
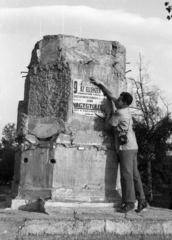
[165,2,172,20]
[152,155,172,195]
[130,54,172,203]
[0,148,15,185]
[1,123,17,149]
[134,116,172,189]
[0,123,16,185]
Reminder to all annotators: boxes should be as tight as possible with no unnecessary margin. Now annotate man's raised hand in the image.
[89,77,101,86]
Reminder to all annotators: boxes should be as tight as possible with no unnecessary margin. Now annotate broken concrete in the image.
[24,35,126,119]
[1,205,172,239]
[12,35,127,204]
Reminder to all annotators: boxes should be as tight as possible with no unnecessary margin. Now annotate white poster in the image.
[73,79,106,116]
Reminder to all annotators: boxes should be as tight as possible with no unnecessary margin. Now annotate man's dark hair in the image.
[120,92,133,106]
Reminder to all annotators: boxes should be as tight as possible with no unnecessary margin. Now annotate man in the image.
[90,77,147,213]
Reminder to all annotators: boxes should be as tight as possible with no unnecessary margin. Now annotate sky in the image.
[0,0,172,137]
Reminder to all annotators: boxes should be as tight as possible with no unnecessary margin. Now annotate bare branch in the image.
[129,54,170,129]
[160,96,172,115]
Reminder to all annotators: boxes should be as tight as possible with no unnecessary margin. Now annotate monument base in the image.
[7,197,122,212]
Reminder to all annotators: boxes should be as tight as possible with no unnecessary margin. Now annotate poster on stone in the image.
[73,79,106,116]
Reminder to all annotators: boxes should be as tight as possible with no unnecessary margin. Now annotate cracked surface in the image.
[0,206,172,239]
[15,35,127,202]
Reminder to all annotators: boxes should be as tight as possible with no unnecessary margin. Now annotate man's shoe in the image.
[118,203,135,213]
[136,201,148,213]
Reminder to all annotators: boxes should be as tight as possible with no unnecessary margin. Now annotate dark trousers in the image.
[119,150,145,203]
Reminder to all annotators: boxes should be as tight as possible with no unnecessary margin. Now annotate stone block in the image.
[10,199,39,211]
[162,221,172,234]
[20,219,106,236]
[51,145,120,201]
[13,35,126,203]
[0,218,22,238]
[105,220,165,235]
[17,114,66,138]
[23,35,126,120]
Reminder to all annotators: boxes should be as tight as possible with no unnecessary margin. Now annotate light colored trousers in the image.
[119,150,145,203]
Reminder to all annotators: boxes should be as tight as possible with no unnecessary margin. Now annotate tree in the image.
[165,2,172,20]
[1,123,17,149]
[129,54,172,204]
[0,123,16,185]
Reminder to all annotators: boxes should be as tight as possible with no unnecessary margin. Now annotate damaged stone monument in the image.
[10,35,127,209]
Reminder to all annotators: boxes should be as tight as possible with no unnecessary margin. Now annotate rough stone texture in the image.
[106,220,163,235]
[12,236,172,240]
[17,114,68,138]
[0,218,23,239]
[1,206,172,239]
[13,35,127,203]
[16,218,172,236]
[22,35,126,120]
[12,148,53,199]
[52,146,120,202]
[21,34,126,121]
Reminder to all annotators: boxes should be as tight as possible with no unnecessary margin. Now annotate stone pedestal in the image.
[11,35,127,207]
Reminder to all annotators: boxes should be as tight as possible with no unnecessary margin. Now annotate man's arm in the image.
[89,77,117,103]
[105,113,112,130]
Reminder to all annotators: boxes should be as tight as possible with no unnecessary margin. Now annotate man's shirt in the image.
[109,108,138,151]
